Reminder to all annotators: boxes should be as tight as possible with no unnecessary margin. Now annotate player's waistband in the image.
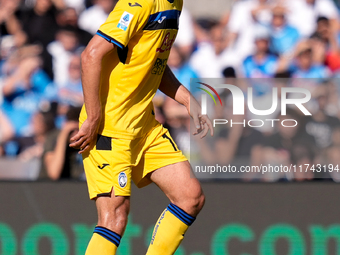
[79,119,160,140]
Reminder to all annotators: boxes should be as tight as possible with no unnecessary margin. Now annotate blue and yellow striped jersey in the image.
[79,0,183,139]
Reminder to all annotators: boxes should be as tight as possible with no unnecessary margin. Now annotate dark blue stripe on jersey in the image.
[148,10,180,23]
[96,30,124,49]
[143,10,181,30]
[93,226,121,247]
[167,203,196,226]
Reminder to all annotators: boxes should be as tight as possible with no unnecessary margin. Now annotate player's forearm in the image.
[80,35,115,123]
[159,65,190,108]
[81,49,103,123]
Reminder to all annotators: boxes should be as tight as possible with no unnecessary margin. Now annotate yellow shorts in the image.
[82,124,187,199]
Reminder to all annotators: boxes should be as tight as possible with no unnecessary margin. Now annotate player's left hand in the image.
[192,114,214,138]
[189,98,214,138]
[69,119,98,154]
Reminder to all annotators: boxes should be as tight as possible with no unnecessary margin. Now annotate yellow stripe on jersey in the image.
[79,0,183,139]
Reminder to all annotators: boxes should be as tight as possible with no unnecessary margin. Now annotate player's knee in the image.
[98,198,130,231]
[182,192,204,216]
[189,182,205,213]
[175,187,205,216]
[194,191,205,214]
[101,210,129,230]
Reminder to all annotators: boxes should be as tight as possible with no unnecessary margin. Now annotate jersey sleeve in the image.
[96,0,152,49]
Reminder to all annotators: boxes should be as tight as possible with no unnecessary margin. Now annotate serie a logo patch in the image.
[117,12,134,31]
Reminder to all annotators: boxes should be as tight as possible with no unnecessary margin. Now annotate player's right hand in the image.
[189,98,214,138]
[69,119,98,154]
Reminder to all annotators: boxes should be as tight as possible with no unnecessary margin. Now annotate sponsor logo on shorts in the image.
[98,163,110,170]
[118,172,128,188]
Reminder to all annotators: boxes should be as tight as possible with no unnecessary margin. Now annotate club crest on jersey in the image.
[118,172,128,188]
[117,11,134,31]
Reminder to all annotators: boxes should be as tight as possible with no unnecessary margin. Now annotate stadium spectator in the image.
[40,106,83,180]
[304,85,340,151]
[225,0,274,61]
[47,26,83,86]
[242,25,278,78]
[0,35,16,69]
[1,108,55,157]
[222,66,237,79]
[285,0,339,38]
[0,109,14,145]
[192,18,216,45]
[277,39,331,78]
[1,45,56,137]
[57,54,83,106]
[18,109,56,161]
[18,0,63,78]
[268,6,300,56]
[222,67,238,94]
[63,0,86,13]
[291,42,331,78]
[190,24,230,78]
[261,109,316,181]
[19,0,60,48]
[56,54,83,128]
[311,16,333,44]
[310,17,340,72]
[78,0,117,35]
[175,8,195,58]
[56,7,93,46]
[312,16,340,72]
[0,0,26,47]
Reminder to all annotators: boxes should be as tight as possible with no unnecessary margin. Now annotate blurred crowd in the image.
[1,0,340,181]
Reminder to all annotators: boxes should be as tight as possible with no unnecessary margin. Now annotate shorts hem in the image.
[89,186,131,200]
[135,157,188,189]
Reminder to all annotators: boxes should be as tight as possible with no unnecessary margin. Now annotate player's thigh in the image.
[132,125,187,188]
[149,160,204,216]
